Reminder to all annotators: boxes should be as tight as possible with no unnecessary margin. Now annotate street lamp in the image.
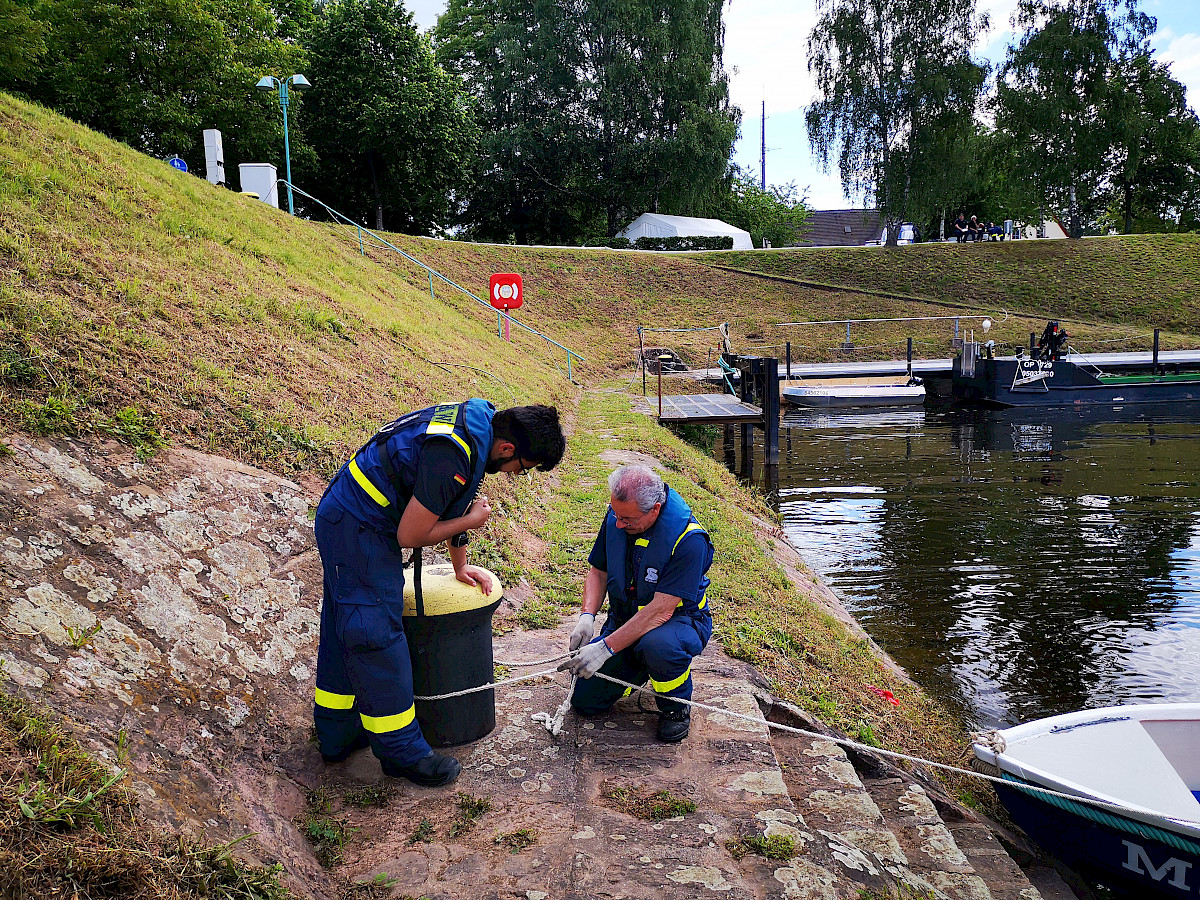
[256,73,311,215]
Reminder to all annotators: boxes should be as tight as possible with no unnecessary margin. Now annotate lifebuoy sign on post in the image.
[489,273,523,341]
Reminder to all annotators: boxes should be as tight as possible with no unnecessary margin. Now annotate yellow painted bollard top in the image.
[402,564,504,616]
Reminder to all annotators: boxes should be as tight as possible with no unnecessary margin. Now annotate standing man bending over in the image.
[314,400,564,786]
[560,465,714,742]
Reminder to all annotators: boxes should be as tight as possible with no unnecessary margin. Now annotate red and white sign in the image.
[489,273,523,311]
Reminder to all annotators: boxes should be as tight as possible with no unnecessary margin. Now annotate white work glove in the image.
[569,613,596,651]
[558,639,613,679]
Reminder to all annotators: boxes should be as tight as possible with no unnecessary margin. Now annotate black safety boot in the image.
[656,707,691,743]
[321,732,369,764]
[381,750,462,787]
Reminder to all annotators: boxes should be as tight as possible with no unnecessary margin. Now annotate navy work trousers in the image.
[312,497,430,766]
[570,613,711,715]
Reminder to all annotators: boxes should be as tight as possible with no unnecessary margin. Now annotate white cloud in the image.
[1152,29,1200,112]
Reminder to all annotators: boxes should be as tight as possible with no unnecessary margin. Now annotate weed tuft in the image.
[98,406,167,460]
[725,832,796,860]
[344,783,395,808]
[408,818,434,844]
[448,792,491,837]
[603,785,697,821]
[64,620,103,649]
[494,828,538,853]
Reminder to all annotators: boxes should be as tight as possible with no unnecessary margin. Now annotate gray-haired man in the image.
[559,465,714,742]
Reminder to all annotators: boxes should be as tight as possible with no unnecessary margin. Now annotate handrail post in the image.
[357,225,364,255]
[429,271,434,299]
[567,352,573,382]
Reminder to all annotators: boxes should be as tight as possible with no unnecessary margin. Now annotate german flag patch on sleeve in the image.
[453,474,467,486]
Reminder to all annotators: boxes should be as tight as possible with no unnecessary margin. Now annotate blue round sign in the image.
[168,156,188,172]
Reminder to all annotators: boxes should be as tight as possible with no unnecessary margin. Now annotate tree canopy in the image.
[806,0,988,244]
[6,0,306,173]
[301,0,475,234]
[435,0,738,243]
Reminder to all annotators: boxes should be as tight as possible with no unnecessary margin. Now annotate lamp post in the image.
[255,74,311,215]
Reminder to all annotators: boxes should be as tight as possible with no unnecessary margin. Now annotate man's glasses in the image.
[614,504,658,527]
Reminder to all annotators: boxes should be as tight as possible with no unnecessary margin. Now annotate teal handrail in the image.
[276,180,584,383]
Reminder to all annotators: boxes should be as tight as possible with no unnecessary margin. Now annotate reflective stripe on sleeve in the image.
[650,666,691,694]
[349,458,390,508]
[315,688,356,710]
[360,704,417,734]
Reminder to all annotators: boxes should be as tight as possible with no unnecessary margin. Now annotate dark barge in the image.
[952,322,1200,408]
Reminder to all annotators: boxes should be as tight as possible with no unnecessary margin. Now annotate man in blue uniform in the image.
[560,465,714,742]
[314,400,564,786]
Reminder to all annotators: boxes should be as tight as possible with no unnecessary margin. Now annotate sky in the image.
[404,0,1200,210]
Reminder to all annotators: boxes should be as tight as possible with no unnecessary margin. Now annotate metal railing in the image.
[277,180,585,382]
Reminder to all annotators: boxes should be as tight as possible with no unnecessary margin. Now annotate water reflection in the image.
[735,403,1200,729]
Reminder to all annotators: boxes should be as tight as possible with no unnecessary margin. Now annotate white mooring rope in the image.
[410,649,1200,828]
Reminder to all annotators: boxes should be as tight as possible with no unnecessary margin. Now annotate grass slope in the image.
[701,236,1200,332]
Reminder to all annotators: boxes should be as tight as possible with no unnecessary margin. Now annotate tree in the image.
[435,0,585,244]
[435,0,739,243]
[577,0,739,236]
[0,0,47,83]
[302,0,475,233]
[1102,51,1200,233]
[715,169,811,248]
[806,0,988,245]
[17,0,306,175]
[995,0,1154,237]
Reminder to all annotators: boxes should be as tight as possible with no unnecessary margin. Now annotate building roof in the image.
[799,209,884,247]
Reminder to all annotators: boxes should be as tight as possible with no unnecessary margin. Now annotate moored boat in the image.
[953,321,1200,408]
[972,704,1200,897]
[783,379,926,409]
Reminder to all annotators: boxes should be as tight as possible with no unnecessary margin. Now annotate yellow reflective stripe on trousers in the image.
[360,704,417,734]
[315,688,355,710]
[348,458,390,508]
[651,666,691,693]
[672,522,706,554]
[425,423,473,459]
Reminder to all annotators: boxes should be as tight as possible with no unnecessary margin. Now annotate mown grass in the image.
[702,236,1200,333]
[0,690,290,899]
[0,92,574,477]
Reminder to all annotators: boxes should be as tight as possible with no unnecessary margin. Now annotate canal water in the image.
[727,402,1200,730]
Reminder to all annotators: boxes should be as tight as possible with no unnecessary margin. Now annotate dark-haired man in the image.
[313,401,565,786]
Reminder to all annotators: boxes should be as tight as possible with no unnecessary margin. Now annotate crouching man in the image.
[559,465,714,742]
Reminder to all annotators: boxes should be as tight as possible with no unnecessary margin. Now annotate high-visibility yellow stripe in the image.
[315,688,356,710]
[634,538,650,547]
[672,523,706,554]
[698,596,707,610]
[360,704,417,734]
[426,423,472,459]
[651,666,691,694]
[349,458,390,508]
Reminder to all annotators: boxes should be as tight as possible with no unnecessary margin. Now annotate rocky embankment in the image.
[0,435,1070,899]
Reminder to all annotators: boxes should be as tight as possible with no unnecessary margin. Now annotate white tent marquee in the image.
[617,213,753,250]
